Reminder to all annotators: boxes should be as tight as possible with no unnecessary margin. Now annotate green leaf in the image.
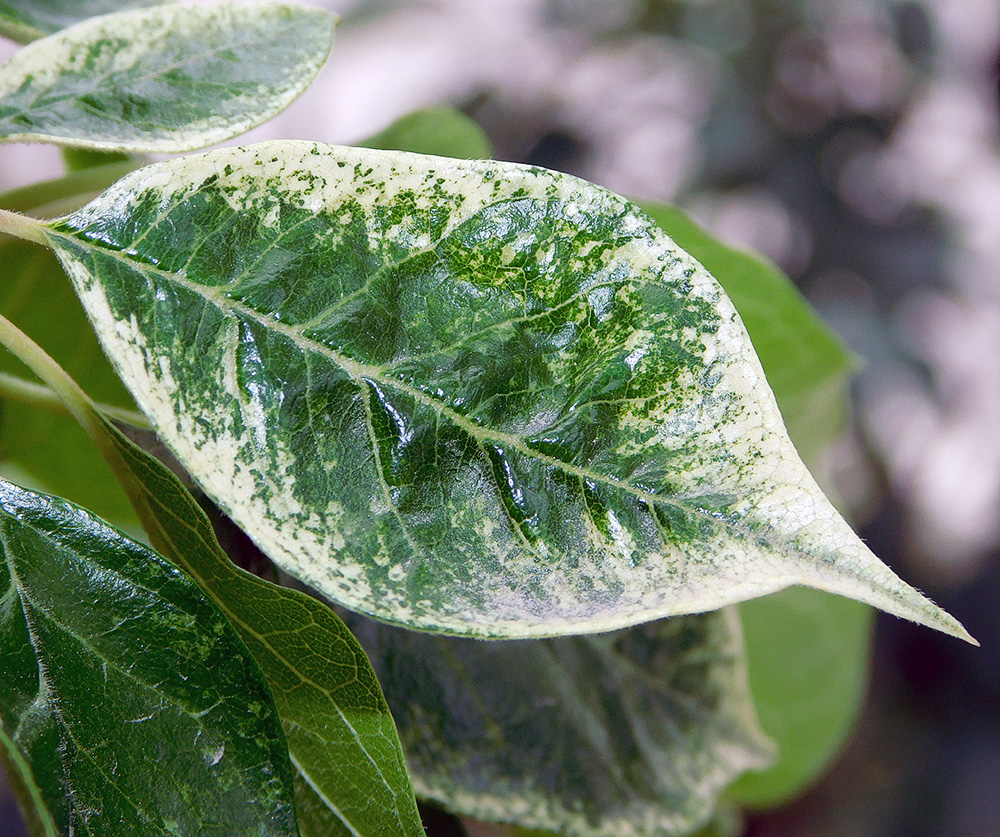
[0,0,164,44]
[635,203,875,805]
[636,202,853,466]
[0,3,335,152]
[344,608,773,837]
[0,283,424,833]
[43,141,972,642]
[727,588,870,807]
[0,163,142,534]
[0,478,299,835]
[107,427,424,837]
[353,120,773,834]
[362,107,494,160]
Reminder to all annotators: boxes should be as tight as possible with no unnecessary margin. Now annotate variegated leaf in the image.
[0,0,164,44]
[43,142,973,641]
[344,607,774,837]
[0,3,334,151]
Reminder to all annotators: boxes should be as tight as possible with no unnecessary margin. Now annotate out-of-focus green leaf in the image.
[0,0,163,43]
[637,201,872,807]
[344,608,773,837]
[0,164,141,534]
[362,106,494,160]
[0,3,335,152]
[727,588,871,807]
[0,478,299,835]
[45,141,969,641]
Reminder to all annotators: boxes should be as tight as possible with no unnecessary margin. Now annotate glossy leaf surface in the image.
[0,0,162,43]
[105,424,424,836]
[0,3,334,151]
[45,141,970,641]
[0,479,298,835]
[345,608,773,837]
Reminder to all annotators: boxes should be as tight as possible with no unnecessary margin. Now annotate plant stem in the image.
[0,371,150,428]
[0,207,50,246]
[0,312,124,470]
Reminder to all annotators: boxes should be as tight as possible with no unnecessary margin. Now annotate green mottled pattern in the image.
[0,479,298,835]
[0,3,334,151]
[107,421,424,836]
[344,607,773,837]
[46,141,971,640]
[0,0,163,44]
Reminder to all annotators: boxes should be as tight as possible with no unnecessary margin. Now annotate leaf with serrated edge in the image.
[0,3,334,152]
[43,141,973,642]
[0,0,164,44]
[345,607,774,837]
[0,478,298,835]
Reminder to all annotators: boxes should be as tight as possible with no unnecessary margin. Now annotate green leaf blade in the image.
[345,608,774,837]
[0,3,335,152]
[636,202,854,465]
[105,412,424,836]
[46,141,972,642]
[0,479,299,836]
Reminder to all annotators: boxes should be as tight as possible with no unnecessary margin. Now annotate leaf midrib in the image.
[54,227,713,519]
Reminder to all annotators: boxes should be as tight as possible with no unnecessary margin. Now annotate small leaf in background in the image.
[0,0,163,44]
[0,163,143,535]
[344,608,774,837]
[43,141,972,642]
[0,479,298,836]
[362,106,495,160]
[107,425,424,837]
[0,3,335,152]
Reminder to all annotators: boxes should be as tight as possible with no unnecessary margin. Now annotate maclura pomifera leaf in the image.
[42,141,973,641]
[0,3,335,152]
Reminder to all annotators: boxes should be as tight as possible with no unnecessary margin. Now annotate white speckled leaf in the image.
[0,0,165,44]
[43,141,973,641]
[0,3,334,151]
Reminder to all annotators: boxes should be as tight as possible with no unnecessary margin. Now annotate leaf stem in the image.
[0,207,50,247]
[0,313,124,468]
[0,370,150,428]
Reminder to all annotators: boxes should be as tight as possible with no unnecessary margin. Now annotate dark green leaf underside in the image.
[46,141,971,642]
[0,479,298,835]
[0,3,334,151]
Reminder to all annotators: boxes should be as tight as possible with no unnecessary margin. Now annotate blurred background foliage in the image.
[2,0,998,834]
